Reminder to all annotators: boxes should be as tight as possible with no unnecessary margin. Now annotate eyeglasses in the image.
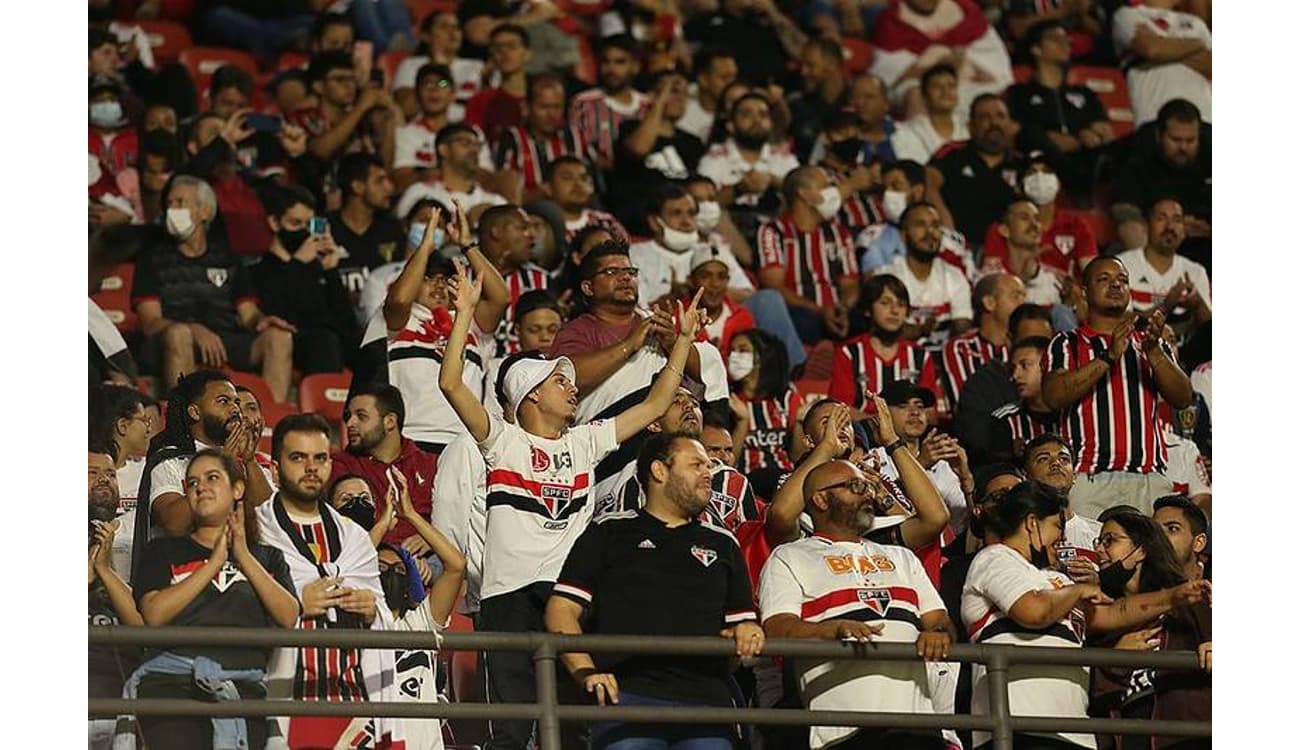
[127,412,154,429]
[818,478,871,496]
[1094,533,1131,549]
[593,266,639,279]
[422,77,453,89]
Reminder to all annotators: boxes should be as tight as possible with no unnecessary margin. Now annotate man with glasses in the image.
[291,51,404,164]
[395,123,507,224]
[758,457,954,750]
[393,63,493,193]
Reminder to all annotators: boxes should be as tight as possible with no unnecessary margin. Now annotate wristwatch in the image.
[1099,349,1115,367]
[883,438,908,455]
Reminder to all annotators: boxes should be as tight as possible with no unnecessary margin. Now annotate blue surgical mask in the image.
[90,100,123,129]
[408,222,446,251]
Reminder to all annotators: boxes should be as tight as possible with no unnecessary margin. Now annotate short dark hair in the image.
[308,50,354,84]
[436,122,477,149]
[1021,432,1072,467]
[140,128,180,170]
[921,63,958,93]
[692,45,734,77]
[312,12,355,45]
[89,384,146,460]
[578,240,631,283]
[491,23,530,47]
[1153,494,1208,537]
[89,28,115,51]
[982,480,1066,539]
[972,273,1003,322]
[636,431,696,489]
[728,91,772,121]
[515,289,563,328]
[1156,98,1202,130]
[347,383,407,430]
[480,204,525,245]
[1023,19,1067,57]
[648,182,692,216]
[1082,255,1126,286]
[1009,302,1052,337]
[782,165,821,207]
[338,152,383,199]
[527,71,567,103]
[702,405,733,432]
[801,397,844,435]
[544,154,587,183]
[415,62,453,90]
[209,64,254,101]
[974,463,1023,503]
[266,184,316,218]
[969,92,1005,120]
[805,35,841,64]
[861,273,910,312]
[1011,335,1052,360]
[883,159,926,189]
[599,33,639,58]
[271,413,334,462]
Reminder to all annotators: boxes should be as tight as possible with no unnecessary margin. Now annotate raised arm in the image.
[438,259,491,442]
[561,317,654,392]
[869,393,949,549]
[766,407,851,545]
[392,468,467,625]
[384,205,445,332]
[613,290,706,443]
[139,534,230,627]
[1141,310,1194,409]
[90,522,144,626]
[228,509,300,629]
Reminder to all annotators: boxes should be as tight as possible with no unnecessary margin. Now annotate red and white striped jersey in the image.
[491,263,554,357]
[291,519,369,702]
[568,88,649,163]
[758,535,945,749]
[736,384,803,477]
[1043,324,1173,475]
[837,190,885,234]
[757,217,859,307]
[940,331,1009,409]
[961,543,1095,749]
[828,334,940,411]
[494,125,595,191]
[388,303,486,446]
[992,402,1060,447]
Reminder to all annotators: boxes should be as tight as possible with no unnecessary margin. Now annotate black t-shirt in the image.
[932,145,1023,247]
[131,240,256,334]
[553,509,757,706]
[326,210,405,308]
[134,536,297,671]
[251,252,357,338]
[1006,80,1107,141]
[683,11,792,87]
[610,122,705,232]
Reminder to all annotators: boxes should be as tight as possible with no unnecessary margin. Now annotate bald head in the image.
[803,460,856,505]
[803,460,875,536]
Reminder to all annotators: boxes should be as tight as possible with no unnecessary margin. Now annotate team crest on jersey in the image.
[206,267,228,287]
[210,562,248,592]
[857,588,891,615]
[539,484,572,517]
[531,446,551,472]
[707,491,735,524]
[1066,92,1086,110]
[1054,236,1076,256]
[690,545,717,567]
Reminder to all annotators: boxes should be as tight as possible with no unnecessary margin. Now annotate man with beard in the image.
[1043,257,1193,517]
[630,183,753,309]
[232,386,278,489]
[788,36,851,161]
[569,35,648,170]
[333,384,439,550]
[982,198,1065,309]
[939,272,1024,409]
[1153,494,1209,582]
[881,203,973,348]
[759,457,953,750]
[396,123,509,224]
[254,414,395,748]
[928,94,1023,245]
[327,153,405,309]
[859,159,975,281]
[595,385,761,532]
[698,93,799,211]
[1116,197,1212,334]
[758,166,860,343]
[546,432,764,748]
[831,274,940,416]
[1021,433,1103,582]
[495,73,597,201]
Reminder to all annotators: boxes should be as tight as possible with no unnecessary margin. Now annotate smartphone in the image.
[370,68,385,88]
[245,113,282,133]
[309,216,329,236]
[1132,314,1150,333]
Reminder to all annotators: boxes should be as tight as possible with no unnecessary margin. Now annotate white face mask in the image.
[695,200,722,233]
[660,223,699,253]
[165,207,197,240]
[883,189,909,223]
[816,186,843,220]
[1023,172,1061,206]
[727,351,754,381]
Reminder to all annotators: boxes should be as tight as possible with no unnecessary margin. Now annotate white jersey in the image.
[388,303,487,446]
[477,415,619,600]
[890,115,968,165]
[627,238,751,305]
[882,254,973,347]
[116,457,145,515]
[696,139,800,190]
[1190,361,1211,419]
[389,604,447,750]
[1112,6,1212,125]
[1164,424,1211,498]
[677,97,716,141]
[393,121,492,172]
[962,544,1095,749]
[395,180,506,223]
[758,536,945,750]
[1115,248,1211,316]
[429,435,488,614]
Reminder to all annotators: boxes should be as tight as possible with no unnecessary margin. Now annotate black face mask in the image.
[380,565,410,613]
[337,499,376,530]
[1028,520,1053,569]
[278,228,311,253]
[829,138,865,165]
[1099,552,1139,599]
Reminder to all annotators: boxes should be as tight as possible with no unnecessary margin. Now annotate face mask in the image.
[90,100,123,128]
[379,565,410,614]
[883,189,909,223]
[278,228,311,253]
[165,207,197,240]
[1023,172,1061,206]
[1028,519,1053,569]
[1098,549,1139,599]
[829,138,865,165]
[696,200,722,233]
[816,186,843,220]
[407,222,446,251]
[337,498,376,530]
[727,351,754,381]
[660,223,698,253]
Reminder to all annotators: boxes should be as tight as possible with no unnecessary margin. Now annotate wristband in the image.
[883,438,907,455]
[1099,350,1114,367]
[460,242,479,255]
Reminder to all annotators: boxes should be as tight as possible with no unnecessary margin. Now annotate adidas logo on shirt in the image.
[638,539,656,549]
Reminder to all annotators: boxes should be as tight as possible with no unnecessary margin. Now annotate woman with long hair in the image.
[1090,512,1211,750]
[728,328,802,500]
[961,483,1211,750]
[123,449,300,750]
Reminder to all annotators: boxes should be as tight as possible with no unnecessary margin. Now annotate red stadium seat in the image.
[406,0,458,24]
[1012,64,1033,84]
[574,34,597,86]
[1067,65,1135,139]
[802,341,837,381]
[180,47,260,108]
[1079,209,1115,247]
[257,400,299,455]
[299,372,354,423]
[795,379,831,401]
[842,37,874,77]
[92,263,138,337]
[225,370,279,408]
[136,20,193,66]
[277,51,309,71]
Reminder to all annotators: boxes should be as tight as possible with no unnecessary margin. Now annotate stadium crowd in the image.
[88,0,1213,748]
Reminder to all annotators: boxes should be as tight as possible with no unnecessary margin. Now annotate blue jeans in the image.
[351,0,417,53]
[744,289,808,367]
[200,8,315,56]
[592,692,734,750]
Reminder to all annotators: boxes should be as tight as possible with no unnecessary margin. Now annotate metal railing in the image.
[88,627,1211,750]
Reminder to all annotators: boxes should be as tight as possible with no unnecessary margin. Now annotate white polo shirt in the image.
[696,138,800,189]
[882,254,973,346]
[1115,248,1211,317]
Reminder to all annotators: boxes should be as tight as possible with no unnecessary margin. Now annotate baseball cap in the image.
[879,380,937,408]
[501,355,577,423]
[89,74,123,98]
[689,244,729,274]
